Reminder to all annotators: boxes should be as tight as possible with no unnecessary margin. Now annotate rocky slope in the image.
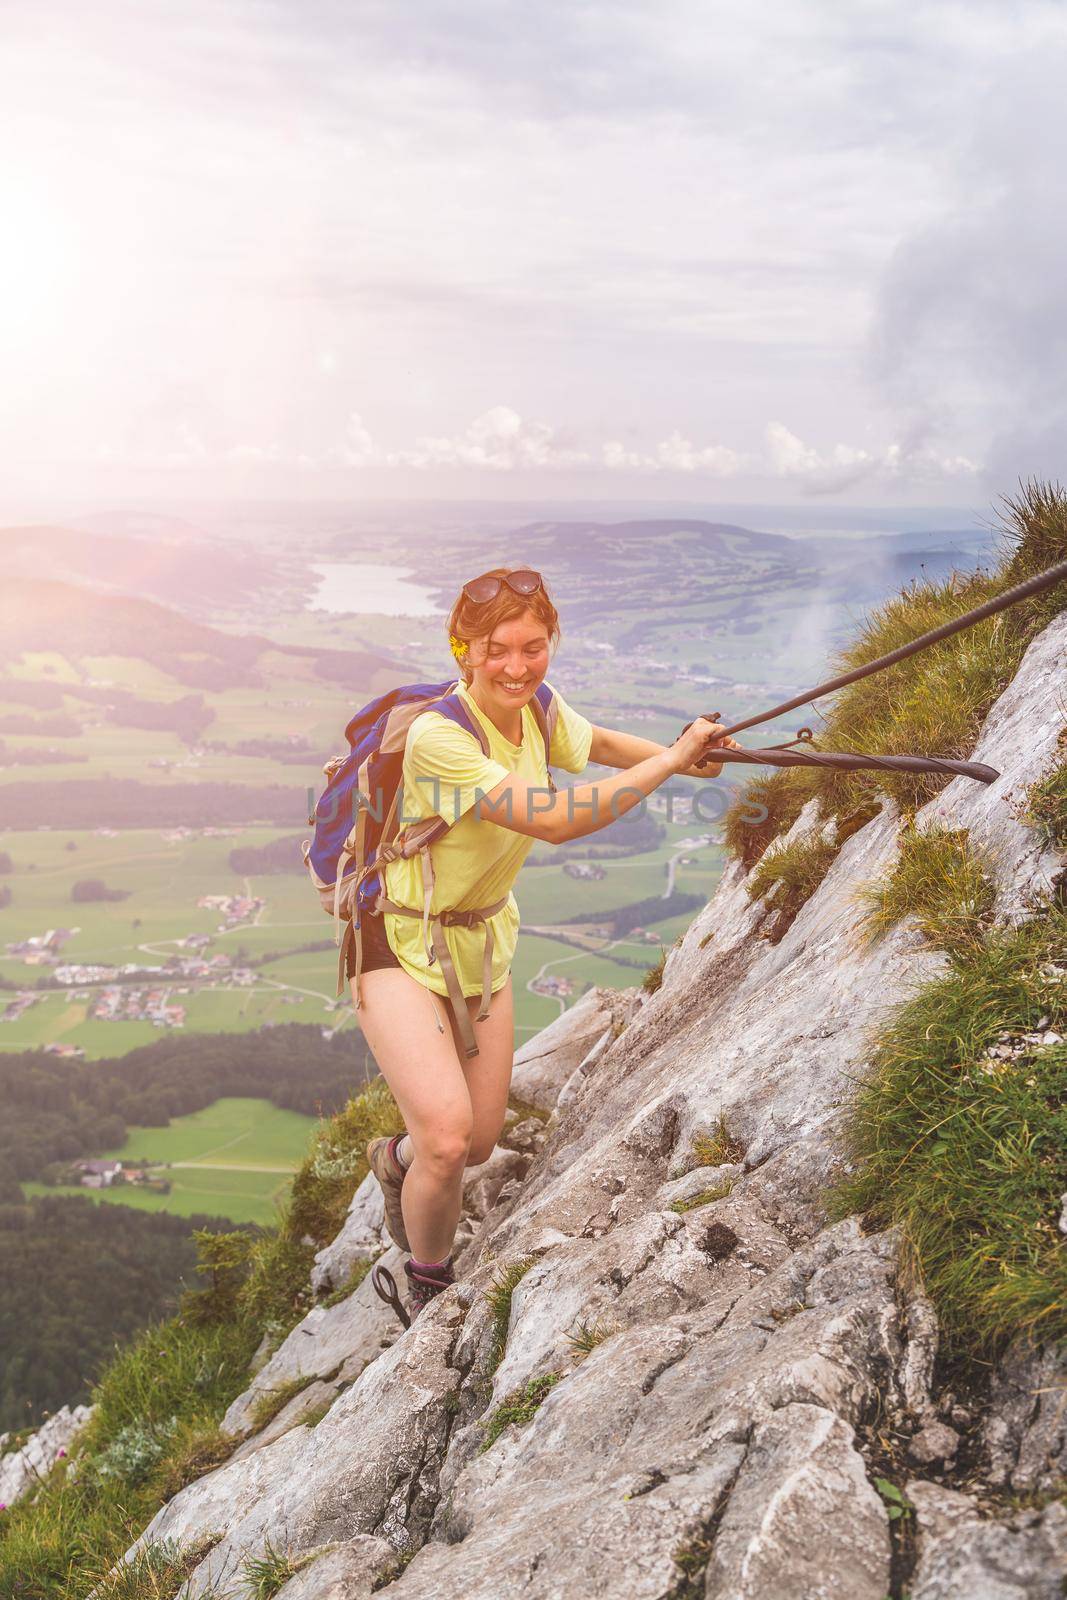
[109,612,1065,1598]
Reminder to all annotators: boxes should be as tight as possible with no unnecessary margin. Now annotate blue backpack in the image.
[303,678,558,1057]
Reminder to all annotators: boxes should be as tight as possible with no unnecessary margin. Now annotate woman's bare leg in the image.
[353,967,473,1261]
[447,975,515,1167]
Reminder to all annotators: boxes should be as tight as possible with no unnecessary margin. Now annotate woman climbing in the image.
[355,566,738,1321]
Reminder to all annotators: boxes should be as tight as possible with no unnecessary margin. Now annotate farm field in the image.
[22,1097,318,1226]
[0,816,724,1053]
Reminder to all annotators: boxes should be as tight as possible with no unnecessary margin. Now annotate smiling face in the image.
[465,609,551,719]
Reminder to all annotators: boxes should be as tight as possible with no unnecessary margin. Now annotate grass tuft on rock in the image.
[746,834,839,942]
[242,1536,312,1599]
[480,1373,563,1452]
[723,768,818,870]
[670,1177,735,1213]
[88,1536,221,1600]
[564,1317,618,1355]
[320,1256,374,1308]
[832,906,1067,1353]
[247,1374,316,1434]
[485,1257,536,1375]
[287,1076,403,1246]
[642,948,667,993]
[1021,755,1067,853]
[691,1115,745,1169]
[860,825,996,954]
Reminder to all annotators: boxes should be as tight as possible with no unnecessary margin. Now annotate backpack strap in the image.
[528,684,558,792]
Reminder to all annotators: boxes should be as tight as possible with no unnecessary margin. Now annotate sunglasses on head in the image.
[462,569,543,605]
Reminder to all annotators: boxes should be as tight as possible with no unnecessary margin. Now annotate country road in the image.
[169,1162,296,1173]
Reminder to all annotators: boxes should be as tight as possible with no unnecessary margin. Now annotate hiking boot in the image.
[404,1256,456,1320]
[366,1134,410,1252]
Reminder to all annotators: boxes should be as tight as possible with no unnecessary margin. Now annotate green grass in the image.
[669,1177,736,1213]
[860,826,996,954]
[247,1375,316,1434]
[832,906,1067,1353]
[241,1538,310,1599]
[1022,755,1067,853]
[85,1536,222,1599]
[320,1256,373,1308]
[286,1076,402,1246]
[723,767,818,870]
[744,834,839,942]
[485,1257,536,1375]
[23,1169,291,1227]
[0,1319,254,1598]
[91,1096,315,1168]
[480,1372,563,1452]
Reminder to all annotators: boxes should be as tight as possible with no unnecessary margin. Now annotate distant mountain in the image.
[0,525,272,616]
[0,578,401,691]
[419,517,815,623]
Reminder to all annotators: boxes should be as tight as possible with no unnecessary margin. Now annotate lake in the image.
[308,562,443,617]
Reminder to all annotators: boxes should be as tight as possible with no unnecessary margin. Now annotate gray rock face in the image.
[272,1535,396,1599]
[0,1404,93,1507]
[110,613,1066,1598]
[510,984,640,1113]
[309,1171,388,1297]
[980,1340,1067,1494]
[704,1404,890,1600]
[907,1481,1067,1600]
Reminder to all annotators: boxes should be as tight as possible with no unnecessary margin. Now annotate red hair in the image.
[447,567,560,686]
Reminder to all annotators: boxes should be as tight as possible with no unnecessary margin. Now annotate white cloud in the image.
[339,411,377,468]
[391,406,589,471]
[602,431,747,475]
[764,422,977,493]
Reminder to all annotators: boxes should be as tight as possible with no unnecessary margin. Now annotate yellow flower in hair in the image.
[448,631,469,662]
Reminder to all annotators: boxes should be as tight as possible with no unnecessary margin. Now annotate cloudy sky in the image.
[2,0,1065,507]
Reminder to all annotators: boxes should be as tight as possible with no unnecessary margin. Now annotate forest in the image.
[0,1024,373,1187]
[0,1195,246,1431]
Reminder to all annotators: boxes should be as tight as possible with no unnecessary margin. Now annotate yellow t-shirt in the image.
[381,679,593,998]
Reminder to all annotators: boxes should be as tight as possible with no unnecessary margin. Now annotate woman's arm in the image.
[589,722,737,779]
[474,717,730,845]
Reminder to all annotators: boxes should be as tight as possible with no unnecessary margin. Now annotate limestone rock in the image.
[981,1339,1067,1494]
[272,1534,395,1598]
[0,1404,92,1508]
[310,1171,387,1297]
[704,1403,890,1599]
[125,1303,466,1596]
[222,1249,404,1438]
[919,610,1067,917]
[510,985,638,1113]
[908,1481,1067,1600]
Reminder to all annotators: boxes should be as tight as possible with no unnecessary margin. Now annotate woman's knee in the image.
[418,1119,473,1174]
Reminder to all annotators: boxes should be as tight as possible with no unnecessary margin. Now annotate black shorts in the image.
[346,912,402,977]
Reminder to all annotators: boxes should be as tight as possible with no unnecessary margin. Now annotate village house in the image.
[75,1160,123,1189]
